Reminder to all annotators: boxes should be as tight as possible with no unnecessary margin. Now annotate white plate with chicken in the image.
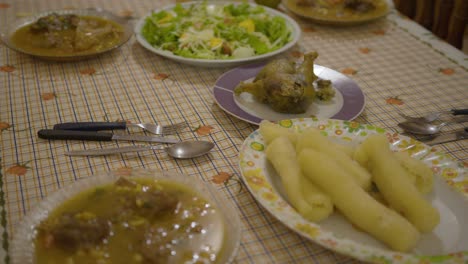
[213,52,365,125]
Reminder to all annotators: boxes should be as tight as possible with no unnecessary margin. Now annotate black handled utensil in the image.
[38,129,180,144]
[399,108,468,123]
[53,121,188,135]
[53,122,127,131]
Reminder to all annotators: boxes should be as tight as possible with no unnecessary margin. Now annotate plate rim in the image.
[212,62,366,124]
[238,117,468,263]
[133,1,302,67]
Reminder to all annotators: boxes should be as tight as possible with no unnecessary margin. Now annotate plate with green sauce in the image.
[11,169,241,264]
[1,8,133,61]
[283,0,392,26]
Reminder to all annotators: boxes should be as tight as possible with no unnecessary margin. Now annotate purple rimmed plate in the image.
[212,63,366,125]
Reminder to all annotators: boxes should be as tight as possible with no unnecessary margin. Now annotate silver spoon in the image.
[398,121,452,135]
[65,141,215,158]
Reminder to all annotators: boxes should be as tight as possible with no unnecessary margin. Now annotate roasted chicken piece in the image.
[234,52,319,114]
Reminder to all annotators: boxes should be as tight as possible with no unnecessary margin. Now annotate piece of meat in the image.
[117,187,180,219]
[344,0,376,13]
[30,13,78,33]
[133,191,179,218]
[261,73,308,113]
[39,213,110,252]
[234,52,318,113]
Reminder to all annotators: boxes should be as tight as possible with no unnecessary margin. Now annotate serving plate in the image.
[283,0,393,26]
[213,62,365,125]
[10,169,241,264]
[238,118,468,263]
[0,8,133,61]
[134,1,301,68]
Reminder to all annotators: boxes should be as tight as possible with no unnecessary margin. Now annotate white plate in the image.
[213,62,365,125]
[134,1,301,68]
[238,118,468,263]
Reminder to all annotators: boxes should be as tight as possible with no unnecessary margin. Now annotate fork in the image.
[127,122,188,135]
[53,121,188,135]
[398,108,468,123]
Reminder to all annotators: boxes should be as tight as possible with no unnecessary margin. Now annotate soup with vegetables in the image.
[11,13,124,57]
[285,0,388,23]
[34,177,227,264]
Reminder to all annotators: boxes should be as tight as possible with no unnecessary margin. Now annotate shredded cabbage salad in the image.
[141,1,293,60]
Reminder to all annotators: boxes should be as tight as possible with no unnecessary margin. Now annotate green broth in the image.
[34,178,226,264]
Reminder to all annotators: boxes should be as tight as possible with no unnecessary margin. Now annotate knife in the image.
[423,128,468,145]
[65,145,164,156]
[37,129,180,144]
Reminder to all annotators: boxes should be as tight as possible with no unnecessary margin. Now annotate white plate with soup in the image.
[10,169,241,264]
[238,118,468,263]
[283,0,393,25]
[0,8,133,61]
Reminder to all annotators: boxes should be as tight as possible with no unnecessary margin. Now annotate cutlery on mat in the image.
[65,141,215,158]
[38,129,180,144]
[53,121,188,135]
[398,108,468,123]
[398,116,468,135]
[421,128,468,145]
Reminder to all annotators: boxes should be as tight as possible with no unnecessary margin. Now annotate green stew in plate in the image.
[34,177,226,264]
[11,13,124,56]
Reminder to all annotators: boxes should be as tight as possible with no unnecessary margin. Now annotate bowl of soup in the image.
[10,168,241,264]
[1,8,133,61]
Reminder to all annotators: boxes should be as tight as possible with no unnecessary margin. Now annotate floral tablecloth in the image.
[0,0,467,263]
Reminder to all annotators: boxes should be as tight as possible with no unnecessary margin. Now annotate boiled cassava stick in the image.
[298,148,421,252]
[266,136,333,222]
[354,134,440,233]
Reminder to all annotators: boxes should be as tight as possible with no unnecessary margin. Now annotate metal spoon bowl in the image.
[65,141,215,158]
[165,141,214,159]
[398,121,449,135]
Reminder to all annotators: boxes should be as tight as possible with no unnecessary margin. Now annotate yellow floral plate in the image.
[238,118,468,263]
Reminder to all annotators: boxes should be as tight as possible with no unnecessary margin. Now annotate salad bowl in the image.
[134,1,301,68]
